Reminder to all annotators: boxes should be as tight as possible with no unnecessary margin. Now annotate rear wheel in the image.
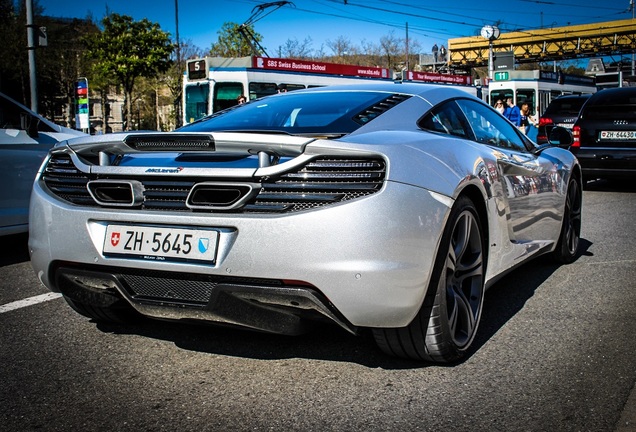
[373,196,485,363]
[551,177,582,264]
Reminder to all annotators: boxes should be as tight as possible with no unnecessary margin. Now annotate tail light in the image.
[538,117,553,127]
[572,125,580,148]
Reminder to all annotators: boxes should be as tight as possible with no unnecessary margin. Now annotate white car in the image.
[0,92,85,235]
[29,83,581,363]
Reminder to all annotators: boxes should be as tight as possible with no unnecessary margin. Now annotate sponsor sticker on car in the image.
[103,224,219,262]
[600,131,636,140]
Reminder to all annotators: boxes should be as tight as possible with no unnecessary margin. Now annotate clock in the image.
[481,25,500,40]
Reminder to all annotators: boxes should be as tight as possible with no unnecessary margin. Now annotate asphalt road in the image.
[1,179,635,432]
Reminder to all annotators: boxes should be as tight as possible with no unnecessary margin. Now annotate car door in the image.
[455,98,563,243]
[0,95,64,235]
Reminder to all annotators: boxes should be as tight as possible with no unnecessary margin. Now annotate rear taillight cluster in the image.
[536,118,553,142]
[571,126,581,148]
[538,117,553,127]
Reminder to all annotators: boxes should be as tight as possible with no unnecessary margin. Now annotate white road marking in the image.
[0,292,63,314]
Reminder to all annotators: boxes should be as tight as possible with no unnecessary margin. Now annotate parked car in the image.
[571,87,636,181]
[536,94,591,144]
[0,92,85,236]
[29,83,582,363]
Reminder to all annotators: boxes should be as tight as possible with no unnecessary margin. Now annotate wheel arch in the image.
[455,184,490,271]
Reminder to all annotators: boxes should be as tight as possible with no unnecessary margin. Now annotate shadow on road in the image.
[92,238,593,370]
[0,233,30,267]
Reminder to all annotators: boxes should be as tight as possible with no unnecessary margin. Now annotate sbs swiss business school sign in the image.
[253,56,391,79]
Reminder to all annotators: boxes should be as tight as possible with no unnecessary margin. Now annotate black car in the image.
[537,94,591,144]
[571,87,636,181]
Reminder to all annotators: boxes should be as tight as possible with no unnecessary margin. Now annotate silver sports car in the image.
[29,83,582,363]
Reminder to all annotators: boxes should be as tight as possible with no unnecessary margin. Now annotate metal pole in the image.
[175,0,183,127]
[488,41,494,80]
[405,22,409,73]
[629,0,636,78]
[175,0,181,65]
[26,0,37,112]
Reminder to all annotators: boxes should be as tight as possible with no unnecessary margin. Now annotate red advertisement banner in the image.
[253,57,391,79]
[407,71,471,85]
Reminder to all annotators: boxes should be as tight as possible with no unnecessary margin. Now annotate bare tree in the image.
[277,37,313,58]
[326,36,358,63]
[379,31,403,71]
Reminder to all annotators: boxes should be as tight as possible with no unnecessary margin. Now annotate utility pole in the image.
[26,0,37,112]
[631,0,635,78]
[405,22,409,73]
[175,0,182,127]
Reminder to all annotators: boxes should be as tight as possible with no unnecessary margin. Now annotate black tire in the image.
[373,196,486,363]
[64,296,140,324]
[551,177,582,264]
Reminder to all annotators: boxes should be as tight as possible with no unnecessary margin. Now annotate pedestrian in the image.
[494,99,505,114]
[519,102,530,132]
[520,102,538,136]
[432,44,438,62]
[504,98,521,127]
[439,45,447,62]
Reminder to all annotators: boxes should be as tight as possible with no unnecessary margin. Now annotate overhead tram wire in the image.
[320,0,486,30]
[239,0,462,39]
[518,0,625,13]
[326,0,631,38]
[239,0,632,55]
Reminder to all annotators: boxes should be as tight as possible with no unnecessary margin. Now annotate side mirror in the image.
[20,112,39,139]
[548,126,573,148]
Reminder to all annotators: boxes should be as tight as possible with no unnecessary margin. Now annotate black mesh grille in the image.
[123,134,215,151]
[117,268,283,305]
[42,154,93,205]
[123,272,216,304]
[41,153,386,214]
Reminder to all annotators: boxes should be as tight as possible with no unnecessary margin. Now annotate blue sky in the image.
[42,0,632,56]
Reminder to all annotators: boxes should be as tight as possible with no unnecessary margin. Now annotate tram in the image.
[488,69,597,119]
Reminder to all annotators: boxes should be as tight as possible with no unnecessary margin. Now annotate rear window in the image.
[588,89,636,106]
[544,97,589,116]
[583,105,636,120]
[582,89,636,120]
[179,91,408,135]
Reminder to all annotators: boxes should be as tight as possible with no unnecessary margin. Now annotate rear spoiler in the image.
[66,131,315,159]
[57,131,318,177]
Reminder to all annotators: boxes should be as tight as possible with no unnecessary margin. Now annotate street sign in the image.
[494,71,509,81]
[75,78,89,130]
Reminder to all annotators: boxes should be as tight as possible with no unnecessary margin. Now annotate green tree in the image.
[38,16,99,126]
[84,13,174,130]
[0,0,29,103]
[209,22,263,57]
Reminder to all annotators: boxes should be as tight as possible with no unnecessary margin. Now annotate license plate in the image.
[600,131,636,140]
[556,123,573,129]
[103,225,219,262]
